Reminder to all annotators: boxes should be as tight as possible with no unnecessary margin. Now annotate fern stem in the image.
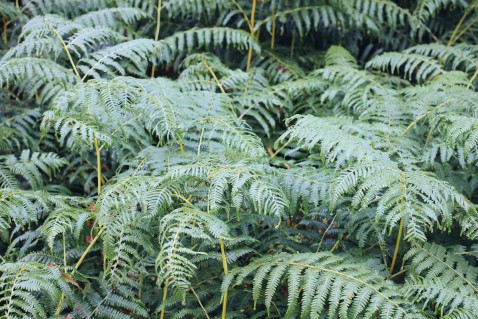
[387,268,407,280]
[94,137,102,195]
[290,29,295,57]
[447,4,476,46]
[468,68,478,88]
[203,60,226,94]
[389,217,404,275]
[401,99,454,136]
[270,9,276,49]
[48,22,80,78]
[454,15,478,45]
[246,0,257,72]
[190,286,211,319]
[151,0,162,77]
[74,228,104,272]
[219,238,228,319]
[3,17,7,44]
[62,233,67,268]
[159,278,169,319]
[56,227,105,315]
[231,0,251,30]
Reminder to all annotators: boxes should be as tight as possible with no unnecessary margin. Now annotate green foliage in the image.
[1,1,478,318]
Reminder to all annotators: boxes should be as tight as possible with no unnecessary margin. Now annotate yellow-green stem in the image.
[246,0,257,72]
[203,60,226,94]
[190,286,211,319]
[159,278,170,319]
[219,238,228,319]
[290,29,296,57]
[448,4,476,46]
[151,0,162,77]
[94,137,102,195]
[3,17,7,44]
[56,227,104,314]
[401,99,453,136]
[270,10,276,49]
[49,22,80,78]
[389,217,404,275]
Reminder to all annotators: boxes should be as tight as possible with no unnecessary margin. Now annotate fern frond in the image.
[0,262,74,319]
[73,7,150,28]
[156,205,229,296]
[414,0,469,21]
[1,150,67,189]
[224,252,423,319]
[333,162,476,241]
[404,243,478,318]
[367,52,446,82]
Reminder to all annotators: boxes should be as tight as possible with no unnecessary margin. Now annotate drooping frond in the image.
[79,27,260,78]
[156,205,229,296]
[0,262,74,318]
[367,52,446,82]
[332,161,476,241]
[403,243,478,319]
[414,0,469,21]
[0,150,67,189]
[223,252,424,319]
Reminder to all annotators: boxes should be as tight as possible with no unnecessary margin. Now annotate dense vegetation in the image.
[1,0,478,318]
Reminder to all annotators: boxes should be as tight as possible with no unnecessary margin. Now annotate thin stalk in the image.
[159,278,170,319]
[401,99,454,136]
[290,29,296,57]
[48,22,80,78]
[190,286,211,319]
[270,141,290,159]
[203,60,226,94]
[151,0,162,77]
[468,68,478,88]
[246,0,257,72]
[219,238,228,319]
[447,4,476,46]
[455,15,478,44]
[73,228,104,272]
[94,138,102,195]
[56,227,105,314]
[389,217,404,275]
[3,17,7,44]
[387,268,407,280]
[62,233,67,268]
[270,9,276,49]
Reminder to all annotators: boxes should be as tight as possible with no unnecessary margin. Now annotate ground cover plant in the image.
[1,0,478,318]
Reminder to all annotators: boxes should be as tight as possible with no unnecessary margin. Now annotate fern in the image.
[224,252,424,319]
[404,243,478,318]
[2,1,478,318]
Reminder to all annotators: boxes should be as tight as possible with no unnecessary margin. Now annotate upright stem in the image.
[3,17,7,44]
[270,10,276,49]
[55,227,105,314]
[159,278,170,319]
[246,0,257,72]
[389,217,404,275]
[290,29,296,57]
[151,0,162,77]
[219,238,228,319]
[94,137,102,195]
[447,4,476,46]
